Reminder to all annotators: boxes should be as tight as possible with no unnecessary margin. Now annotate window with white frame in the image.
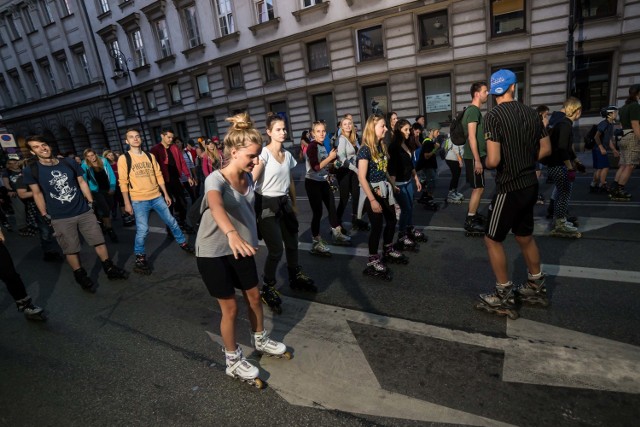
[196,74,210,97]
[39,0,54,24]
[418,10,448,49]
[256,0,274,23]
[357,26,384,61]
[129,29,147,67]
[27,70,41,98]
[182,5,201,48]
[42,64,57,93]
[491,0,525,37]
[227,63,243,89]
[307,39,329,71]
[155,18,172,58]
[60,58,74,88]
[169,82,181,104]
[145,89,157,110]
[77,52,91,83]
[6,14,21,40]
[60,0,72,16]
[264,52,282,82]
[303,0,322,7]
[22,7,36,33]
[98,0,110,14]
[216,0,235,36]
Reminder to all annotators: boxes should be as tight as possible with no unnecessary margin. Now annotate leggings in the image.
[446,159,462,191]
[547,165,572,220]
[336,169,359,225]
[258,214,299,282]
[0,242,28,302]
[365,193,397,255]
[305,178,338,237]
[395,182,414,233]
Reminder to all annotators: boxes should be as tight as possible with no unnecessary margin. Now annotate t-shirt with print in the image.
[117,151,164,201]
[2,169,21,191]
[195,170,259,258]
[356,144,388,184]
[22,159,89,219]
[305,140,330,182]
[462,105,487,160]
[256,148,297,197]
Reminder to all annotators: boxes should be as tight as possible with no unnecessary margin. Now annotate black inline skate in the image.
[406,225,428,243]
[288,266,317,292]
[609,187,632,202]
[261,279,282,314]
[363,255,392,281]
[103,259,130,280]
[514,273,549,307]
[424,199,440,211]
[133,254,152,275]
[383,243,409,265]
[16,296,47,321]
[473,282,519,319]
[464,215,485,237]
[396,232,419,252]
[73,267,96,293]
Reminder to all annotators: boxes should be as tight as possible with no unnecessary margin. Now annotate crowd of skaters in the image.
[0,70,638,380]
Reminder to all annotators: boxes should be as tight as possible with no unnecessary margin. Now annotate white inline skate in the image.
[224,346,264,389]
[252,330,292,359]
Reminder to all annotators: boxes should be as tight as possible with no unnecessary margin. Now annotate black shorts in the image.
[197,255,259,298]
[464,157,486,189]
[485,184,538,242]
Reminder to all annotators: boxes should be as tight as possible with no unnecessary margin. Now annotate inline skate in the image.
[406,225,428,243]
[474,282,519,319]
[73,267,96,293]
[288,266,317,292]
[446,190,463,204]
[133,254,152,275]
[550,218,581,239]
[252,330,292,360]
[383,243,409,265]
[224,346,264,389]
[464,215,485,237]
[515,273,549,307]
[16,296,47,321]
[363,255,392,281]
[102,259,130,280]
[309,237,332,257]
[331,226,352,246]
[396,232,419,252]
[609,187,632,202]
[424,198,440,211]
[260,279,282,314]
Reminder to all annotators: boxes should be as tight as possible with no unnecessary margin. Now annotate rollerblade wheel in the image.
[253,378,265,389]
[282,351,293,360]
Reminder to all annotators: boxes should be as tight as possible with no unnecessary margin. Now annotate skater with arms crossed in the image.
[195,113,289,388]
[475,70,551,319]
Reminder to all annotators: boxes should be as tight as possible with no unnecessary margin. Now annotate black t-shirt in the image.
[93,167,110,192]
[419,138,438,170]
[167,148,181,181]
[387,141,414,182]
[2,169,21,191]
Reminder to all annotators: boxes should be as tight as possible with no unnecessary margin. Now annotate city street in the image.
[1,160,639,427]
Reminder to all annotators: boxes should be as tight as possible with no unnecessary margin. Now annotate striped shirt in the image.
[483,101,547,194]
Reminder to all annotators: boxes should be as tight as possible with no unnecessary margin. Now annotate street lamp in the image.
[110,48,148,150]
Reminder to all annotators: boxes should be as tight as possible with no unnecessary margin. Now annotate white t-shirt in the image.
[256,148,297,197]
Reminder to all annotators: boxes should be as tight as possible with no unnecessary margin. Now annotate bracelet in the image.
[225,230,237,236]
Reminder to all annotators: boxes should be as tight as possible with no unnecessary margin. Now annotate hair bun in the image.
[226,113,253,130]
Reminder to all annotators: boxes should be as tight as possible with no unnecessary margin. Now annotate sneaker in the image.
[179,242,195,254]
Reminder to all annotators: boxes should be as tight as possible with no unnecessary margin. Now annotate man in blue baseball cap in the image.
[473,69,552,319]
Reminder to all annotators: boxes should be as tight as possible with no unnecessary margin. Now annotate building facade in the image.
[0,0,638,155]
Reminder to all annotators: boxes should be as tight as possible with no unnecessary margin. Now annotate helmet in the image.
[600,105,617,118]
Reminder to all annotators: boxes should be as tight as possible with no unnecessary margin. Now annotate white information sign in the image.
[0,134,16,148]
[425,93,451,113]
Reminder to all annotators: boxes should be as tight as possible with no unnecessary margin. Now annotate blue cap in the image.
[489,69,517,95]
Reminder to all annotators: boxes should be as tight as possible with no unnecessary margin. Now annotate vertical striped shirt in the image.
[483,101,547,194]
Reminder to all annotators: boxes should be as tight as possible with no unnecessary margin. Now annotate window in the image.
[362,84,388,120]
[108,40,123,70]
[307,39,329,71]
[216,0,235,36]
[0,80,14,107]
[312,93,336,134]
[60,0,72,16]
[43,64,58,93]
[175,121,188,141]
[27,70,41,98]
[574,52,612,115]
[39,0,54,24]
[169,82,181,104]
[227,63,243,89]
[264,52,282,82]
[491,0,525,36]
[98,0,110,14]
[60,59,74,88]
[357,26,384,61]
[182,6,201,48]
[10,72,26,103]
[203,115,218,138]
[6,14,21,40]
[269,101,291,141]
[578,0,616,19]
[196,74,210,97]
[129,29,147,67]
[304,0,322,6]
[490,64,525,103]
[123,95,135,116]
[77,52,91,83]
[145,89,157,110]
[418,10,449,49]
[422,75,451,125]
[155,19,172,58]
[22,7,36,33]
[256,0,274,23]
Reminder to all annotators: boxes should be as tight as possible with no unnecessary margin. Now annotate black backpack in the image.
[449,108,467,146]
[124,151,154,189]
[583,124,598,150]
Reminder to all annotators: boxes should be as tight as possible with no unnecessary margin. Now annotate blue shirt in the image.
[595,119,613,148]
[22,159,90,219]
[356,144,388,184]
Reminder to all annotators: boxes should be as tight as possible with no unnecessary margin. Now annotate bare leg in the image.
[94,243,109,262]
[66,253,81,270]
[217,296,238,351]
[515,234,541,276]
[468,188,484,215]
[242,286,264,333]
[484,236,509,284]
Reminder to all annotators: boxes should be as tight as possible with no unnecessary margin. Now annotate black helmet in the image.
[600,105,617,118]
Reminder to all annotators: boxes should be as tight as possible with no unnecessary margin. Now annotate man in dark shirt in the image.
[475,69,551,318]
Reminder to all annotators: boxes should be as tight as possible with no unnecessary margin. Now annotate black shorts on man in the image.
[464,157,486,189]
[485,184,538,242]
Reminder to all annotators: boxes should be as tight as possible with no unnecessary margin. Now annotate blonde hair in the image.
[563,97,582,121]
[340,114,356,146]
[361,114,388,163]
[83,148,103,170]
[223,113,262,159]
[103,150,115,162]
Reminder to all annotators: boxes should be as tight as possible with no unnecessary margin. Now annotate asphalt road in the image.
[1,159,639,427]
